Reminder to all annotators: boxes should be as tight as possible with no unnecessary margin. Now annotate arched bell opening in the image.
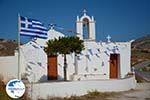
[83,18,90,39]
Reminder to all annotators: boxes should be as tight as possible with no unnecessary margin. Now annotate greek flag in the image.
[19,16,48,39]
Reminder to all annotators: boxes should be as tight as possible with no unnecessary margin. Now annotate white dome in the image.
[35,28,65,47]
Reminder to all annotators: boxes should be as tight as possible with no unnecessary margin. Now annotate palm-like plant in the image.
[44,39,58,56]
[45,36,84,81]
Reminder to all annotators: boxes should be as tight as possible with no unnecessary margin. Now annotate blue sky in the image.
[0,0,150,42]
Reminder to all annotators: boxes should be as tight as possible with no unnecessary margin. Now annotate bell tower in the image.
[76,10,96,40]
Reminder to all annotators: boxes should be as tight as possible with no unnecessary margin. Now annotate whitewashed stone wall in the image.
[0,55,18,81]
[28,76,136,100]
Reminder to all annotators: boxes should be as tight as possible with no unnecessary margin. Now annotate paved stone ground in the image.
[133,60,150,82]
[108,83,150,100]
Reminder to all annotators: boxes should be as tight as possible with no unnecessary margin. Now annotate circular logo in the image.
[6,79,25,99]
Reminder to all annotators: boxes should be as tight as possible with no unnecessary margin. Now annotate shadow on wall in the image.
[57,75,64,80]
[39,75,64,82]
[39,75,47,82]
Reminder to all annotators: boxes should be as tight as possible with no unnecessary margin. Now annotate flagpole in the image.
[18,14,21,80]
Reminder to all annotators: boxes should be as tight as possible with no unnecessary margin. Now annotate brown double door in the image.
[48,56,57,80]
[110,54,119,79]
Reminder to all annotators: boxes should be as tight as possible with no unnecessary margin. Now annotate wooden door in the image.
[110,54,118,79]
[48,56,57,80]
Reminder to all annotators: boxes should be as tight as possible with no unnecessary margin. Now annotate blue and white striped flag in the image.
[19,16,48,39]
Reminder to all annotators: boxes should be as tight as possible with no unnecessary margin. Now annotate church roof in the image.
[35,28,65,47]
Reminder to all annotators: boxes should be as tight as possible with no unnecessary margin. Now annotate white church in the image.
[0,11,136,98]
[22,11,132,82]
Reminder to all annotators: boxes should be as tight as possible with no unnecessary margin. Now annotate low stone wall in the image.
[27,76,136,100]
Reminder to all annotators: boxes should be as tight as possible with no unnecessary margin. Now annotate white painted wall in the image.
[101,42,131,79]
[0,34,132,82]
[89,22,95,40]
[0,28,65,82]
[20,41,47,82]
[57,54,75,80]
[28,76,136,100]
[0,41,48,82]
[72,41,131,80]
[76,21,83,39]
[0,55,18,81]
[36,28,64,47]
